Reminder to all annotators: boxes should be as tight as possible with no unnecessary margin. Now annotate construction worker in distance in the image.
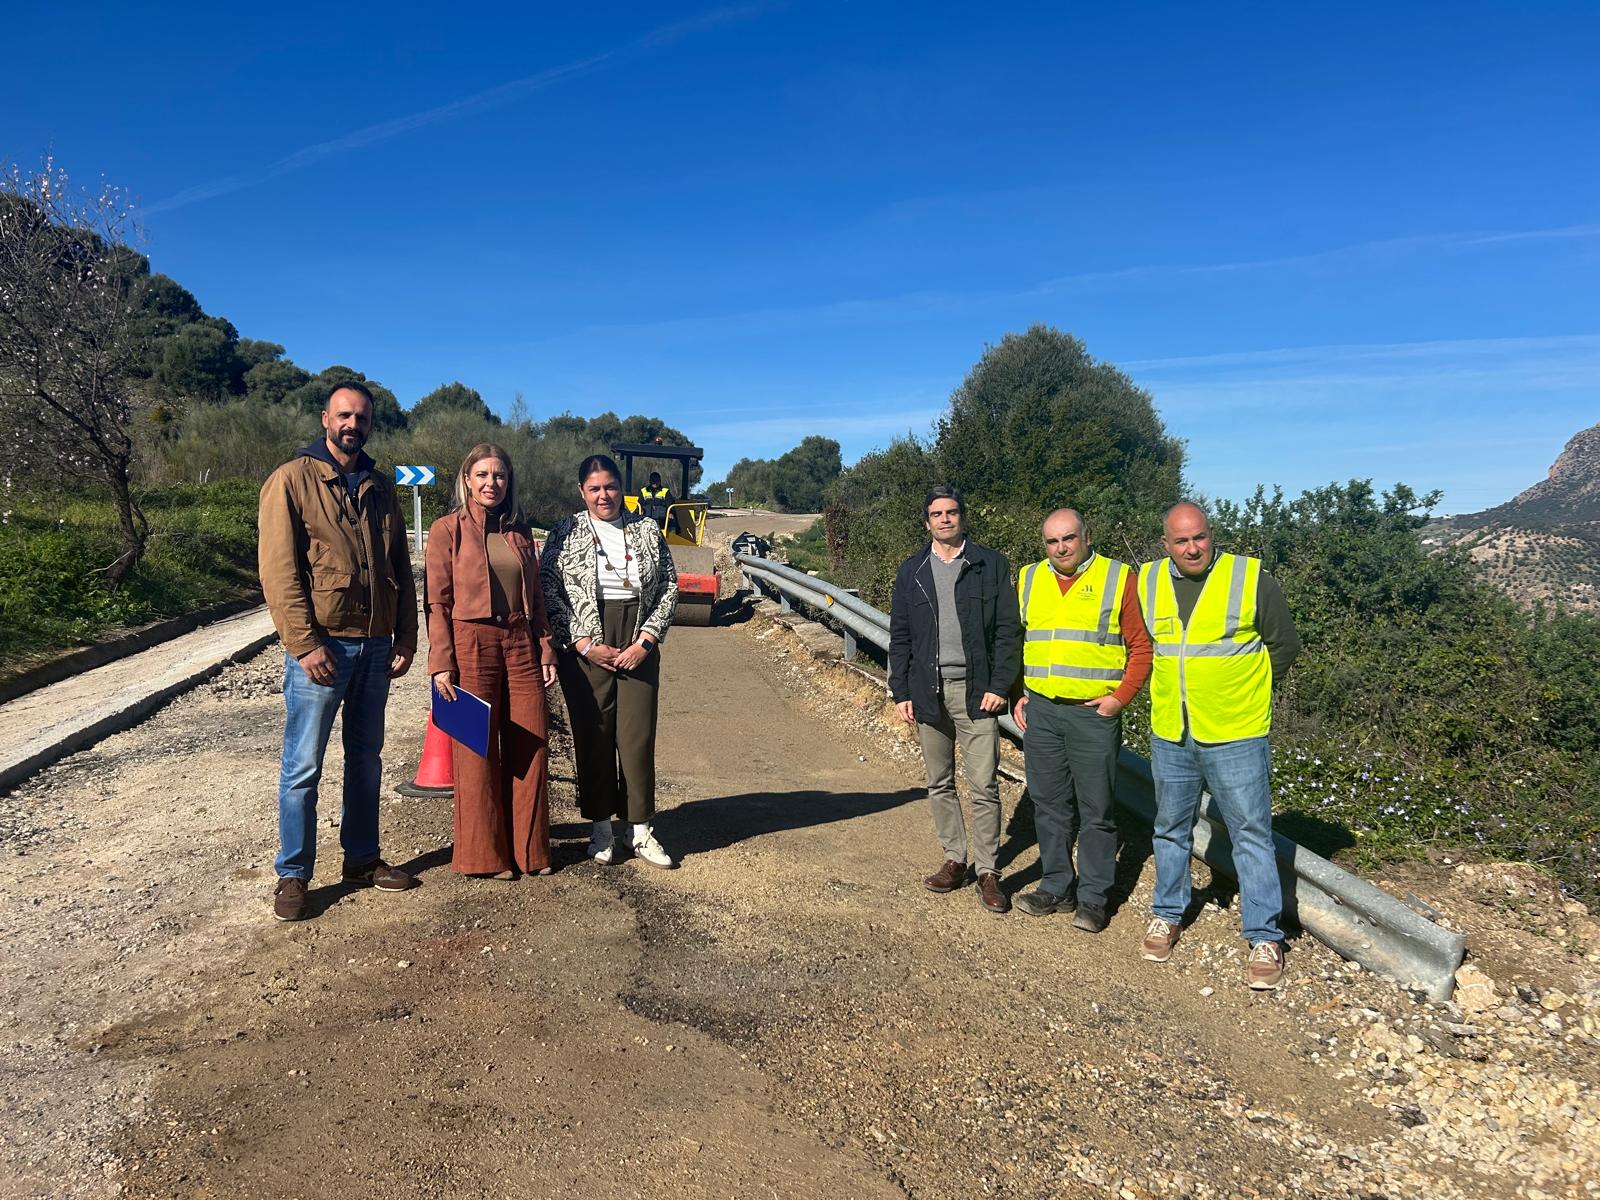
[1138,502,1301,990]
[640,471,672,528]
[1012,508,1151,933]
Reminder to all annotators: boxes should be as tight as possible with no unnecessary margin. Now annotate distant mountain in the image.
[1428,422,1600,612]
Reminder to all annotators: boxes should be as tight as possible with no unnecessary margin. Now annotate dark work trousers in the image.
[555,599,660,823]
[1022,691,1122,907]
[450,615,551,874]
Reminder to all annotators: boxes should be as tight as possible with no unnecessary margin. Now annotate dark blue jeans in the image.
[275,636,391,880]
[1150,733,1284,944]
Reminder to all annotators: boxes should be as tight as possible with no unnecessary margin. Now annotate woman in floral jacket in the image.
[539,454,679,868]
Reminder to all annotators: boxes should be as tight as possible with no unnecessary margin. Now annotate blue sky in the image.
[7,2,1597,513]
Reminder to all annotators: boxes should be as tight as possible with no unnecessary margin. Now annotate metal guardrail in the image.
[737,552,1468,1000]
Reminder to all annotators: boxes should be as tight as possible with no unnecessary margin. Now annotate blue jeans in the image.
[275,636,392,880]
[1150,733,1283,944]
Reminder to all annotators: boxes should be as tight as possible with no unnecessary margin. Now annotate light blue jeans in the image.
[275,636,392,880]
[1150,733,1284,944]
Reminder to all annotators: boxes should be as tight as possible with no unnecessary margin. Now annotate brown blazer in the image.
[258,450,418,660]
[425,505,555,676]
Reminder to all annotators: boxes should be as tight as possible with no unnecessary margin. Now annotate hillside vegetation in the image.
[1429,423,1600,612]
[819,325,1600,902]
[0,165,700,671]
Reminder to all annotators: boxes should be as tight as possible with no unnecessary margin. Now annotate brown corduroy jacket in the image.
[257,447,418,660]
[424,505,556,677]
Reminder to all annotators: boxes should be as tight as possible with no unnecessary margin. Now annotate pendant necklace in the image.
[589,516,633,587]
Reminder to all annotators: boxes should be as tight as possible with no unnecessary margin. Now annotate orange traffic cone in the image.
[396,715,453,797]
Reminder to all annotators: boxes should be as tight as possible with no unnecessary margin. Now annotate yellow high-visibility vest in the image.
[1139,552,1272,743]
[1018,553,1131,701]
[640,485,670,500]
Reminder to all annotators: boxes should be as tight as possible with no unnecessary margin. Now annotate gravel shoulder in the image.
[1,599,1595,1199]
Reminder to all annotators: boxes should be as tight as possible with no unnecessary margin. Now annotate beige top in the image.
[486,530,524,616]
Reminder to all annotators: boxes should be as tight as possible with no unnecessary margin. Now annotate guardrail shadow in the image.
[664,786,924,857]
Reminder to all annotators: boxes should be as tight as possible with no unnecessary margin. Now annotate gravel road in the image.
[0,599,1595,1199]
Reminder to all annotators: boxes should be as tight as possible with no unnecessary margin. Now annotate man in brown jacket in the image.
[258,382,419,921]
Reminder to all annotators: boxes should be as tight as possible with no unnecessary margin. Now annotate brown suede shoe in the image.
[342,858,417,892]
[273,877,308,922]
[976,871,1010,914]
[1141,916,1180,962]
[924,859,968,893]
[1248,941,1285,990]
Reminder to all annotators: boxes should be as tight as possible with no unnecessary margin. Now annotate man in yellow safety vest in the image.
[1137,502,1301,989]
[1011,509,1151,932]
[640,472,672,528]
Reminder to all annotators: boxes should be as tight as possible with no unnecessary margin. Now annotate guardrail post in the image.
[779,592,792,614]
[842,628,857,661]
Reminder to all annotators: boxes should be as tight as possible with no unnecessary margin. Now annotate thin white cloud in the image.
[1125,332,1600,373]
[144,5,769,215]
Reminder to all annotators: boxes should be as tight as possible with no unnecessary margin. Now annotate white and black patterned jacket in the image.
[539,511,678,649]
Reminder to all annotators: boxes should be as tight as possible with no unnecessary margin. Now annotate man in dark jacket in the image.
[889,485,1022,913]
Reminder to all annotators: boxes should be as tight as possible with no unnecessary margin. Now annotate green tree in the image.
[243,358,312,407]
[152,318,243,402]
[770,435,841,511]
[939,323,1184,514]
[282,366,406,432]
[410,381,500,426]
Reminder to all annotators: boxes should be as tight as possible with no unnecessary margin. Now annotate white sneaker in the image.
[587,821,616,866]
[631,824,676,870]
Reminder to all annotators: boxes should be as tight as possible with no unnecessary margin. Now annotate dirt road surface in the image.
[707,509,819,543]
[2,602,1596,1199]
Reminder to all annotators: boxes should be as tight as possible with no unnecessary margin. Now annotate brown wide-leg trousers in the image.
[555,599,660,823]
[450,616,551,874]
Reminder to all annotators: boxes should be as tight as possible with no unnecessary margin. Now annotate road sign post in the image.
[395,465,437,556]
[724,486,734,509]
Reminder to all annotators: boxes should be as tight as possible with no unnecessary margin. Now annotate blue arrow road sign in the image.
[395,465,436,487]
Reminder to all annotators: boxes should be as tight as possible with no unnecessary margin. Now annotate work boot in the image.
[1015,888,1076,917]
[1072,903,1109,933]
[273,877,308,922]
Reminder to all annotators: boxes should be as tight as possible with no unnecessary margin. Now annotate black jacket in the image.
[888,542,1022,723]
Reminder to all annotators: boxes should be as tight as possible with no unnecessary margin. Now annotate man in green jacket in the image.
[257,382,419,921]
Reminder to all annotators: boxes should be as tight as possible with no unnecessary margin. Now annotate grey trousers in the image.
[1022,691,1121,907]
[917,677,1002,874]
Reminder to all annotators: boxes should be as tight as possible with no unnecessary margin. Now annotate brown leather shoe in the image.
[976,871,1010,914]
[924,859,968,893]
[342,858,417,892]
[273,877,308,922]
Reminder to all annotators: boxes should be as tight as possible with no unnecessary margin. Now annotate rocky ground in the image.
[0,595,1596,1199]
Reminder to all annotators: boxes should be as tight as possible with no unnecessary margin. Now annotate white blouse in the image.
[590,516,640,600]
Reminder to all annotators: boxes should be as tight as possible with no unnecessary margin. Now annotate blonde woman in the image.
[426,444,558,878]
[539,454,679,868]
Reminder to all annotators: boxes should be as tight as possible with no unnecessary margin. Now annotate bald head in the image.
[1042,508,1092,575]
[1163,502,1214,577]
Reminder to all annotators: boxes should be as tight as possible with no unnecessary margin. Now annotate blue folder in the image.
[432,683,491,758]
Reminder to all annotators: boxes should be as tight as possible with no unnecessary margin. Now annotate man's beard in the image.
[334,428,367,450]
